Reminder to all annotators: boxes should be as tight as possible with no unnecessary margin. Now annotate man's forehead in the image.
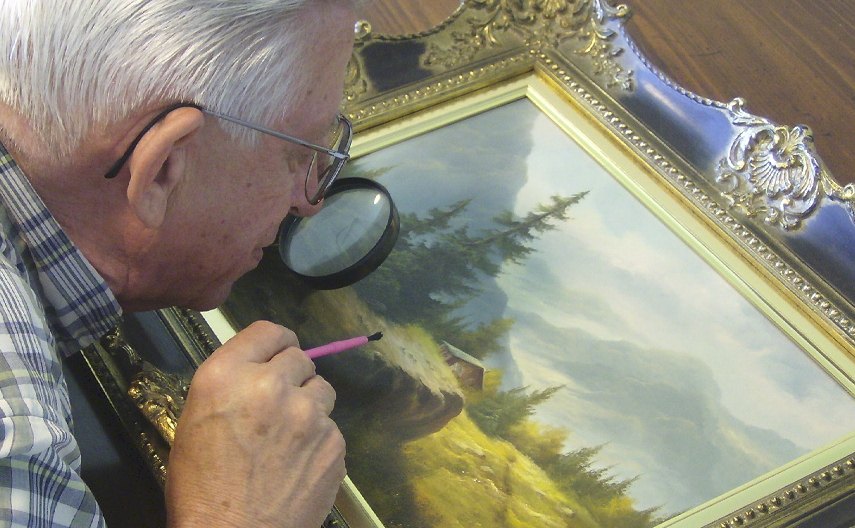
[279,13,353,140]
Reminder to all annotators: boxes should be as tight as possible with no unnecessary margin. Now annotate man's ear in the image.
[126,107,204,228]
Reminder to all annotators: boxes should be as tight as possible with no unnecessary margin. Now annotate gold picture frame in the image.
[81,1,855,527]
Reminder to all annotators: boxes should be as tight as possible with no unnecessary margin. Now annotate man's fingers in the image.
[215,321,300,363]
[269,346,317,387]
[301,375,337,416]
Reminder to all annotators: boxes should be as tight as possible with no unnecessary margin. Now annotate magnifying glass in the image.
[277,177,399,289]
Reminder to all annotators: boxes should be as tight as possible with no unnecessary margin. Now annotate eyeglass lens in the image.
[307,116,351,204]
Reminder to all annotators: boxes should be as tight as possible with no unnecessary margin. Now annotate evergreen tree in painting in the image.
[468,384,564,437]
[467,372,664,527]
[355,192,588,358]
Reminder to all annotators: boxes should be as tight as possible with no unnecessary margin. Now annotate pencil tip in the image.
[367,332,383,341]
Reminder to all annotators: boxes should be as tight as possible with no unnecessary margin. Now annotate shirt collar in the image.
[0,140,122,355]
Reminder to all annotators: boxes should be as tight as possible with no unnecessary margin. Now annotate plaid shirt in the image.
[0,141,122,526]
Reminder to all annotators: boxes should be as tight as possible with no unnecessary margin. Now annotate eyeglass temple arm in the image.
[105,104,350,179]
[199,109,350,161]
[104,102,203,179]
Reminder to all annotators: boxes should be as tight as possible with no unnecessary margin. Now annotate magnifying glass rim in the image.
[278,177,399,289]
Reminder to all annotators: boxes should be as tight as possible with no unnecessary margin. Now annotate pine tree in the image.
[468,192,589,272]
[355,192,589,353]
[440,317,515,359]
[467,385,564,438]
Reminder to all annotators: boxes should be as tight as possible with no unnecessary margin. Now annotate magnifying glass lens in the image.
[278,178,398,289]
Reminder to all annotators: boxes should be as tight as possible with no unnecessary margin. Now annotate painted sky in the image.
[507,111,855,443]
[497,106,855,511]
[351,99,855,514]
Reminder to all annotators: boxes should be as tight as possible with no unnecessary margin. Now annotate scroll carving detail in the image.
[716,99,855,230]
[424,0,633,90]
[344,21,371,103]
[127,367,188,446]
[102,328,189,447]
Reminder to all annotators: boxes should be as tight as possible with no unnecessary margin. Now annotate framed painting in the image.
[81,1,855,527]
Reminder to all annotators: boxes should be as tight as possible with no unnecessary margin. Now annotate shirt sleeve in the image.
[0,268,105,527]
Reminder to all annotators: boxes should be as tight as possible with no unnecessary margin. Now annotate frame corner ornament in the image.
[423,0,634,91]
[716,98,855,230]
[344,21,373,104]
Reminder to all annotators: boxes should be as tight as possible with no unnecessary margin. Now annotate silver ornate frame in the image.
[81,1,855,527]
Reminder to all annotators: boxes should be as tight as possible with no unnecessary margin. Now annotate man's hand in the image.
[165,321,346,528]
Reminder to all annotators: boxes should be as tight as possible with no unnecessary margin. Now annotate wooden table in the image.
[356,0,855,186]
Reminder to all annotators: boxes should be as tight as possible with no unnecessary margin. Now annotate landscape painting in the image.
[222,98,855,528]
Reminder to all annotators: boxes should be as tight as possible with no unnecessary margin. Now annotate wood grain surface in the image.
[355,0,855,185]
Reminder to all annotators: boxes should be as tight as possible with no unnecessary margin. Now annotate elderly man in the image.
[0,0,356,526]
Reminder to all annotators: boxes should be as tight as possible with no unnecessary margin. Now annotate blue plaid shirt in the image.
[0,141,122,526]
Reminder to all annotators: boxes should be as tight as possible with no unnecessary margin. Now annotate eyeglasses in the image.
[105,103,353,205]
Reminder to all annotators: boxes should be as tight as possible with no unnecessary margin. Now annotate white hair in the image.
[0,0,349,155]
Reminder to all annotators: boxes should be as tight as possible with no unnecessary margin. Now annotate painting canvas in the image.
[220,94,855,527]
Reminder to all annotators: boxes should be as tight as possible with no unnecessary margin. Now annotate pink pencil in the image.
[304,332,383,359]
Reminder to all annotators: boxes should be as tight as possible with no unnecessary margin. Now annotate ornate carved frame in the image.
[81,1,855,527]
